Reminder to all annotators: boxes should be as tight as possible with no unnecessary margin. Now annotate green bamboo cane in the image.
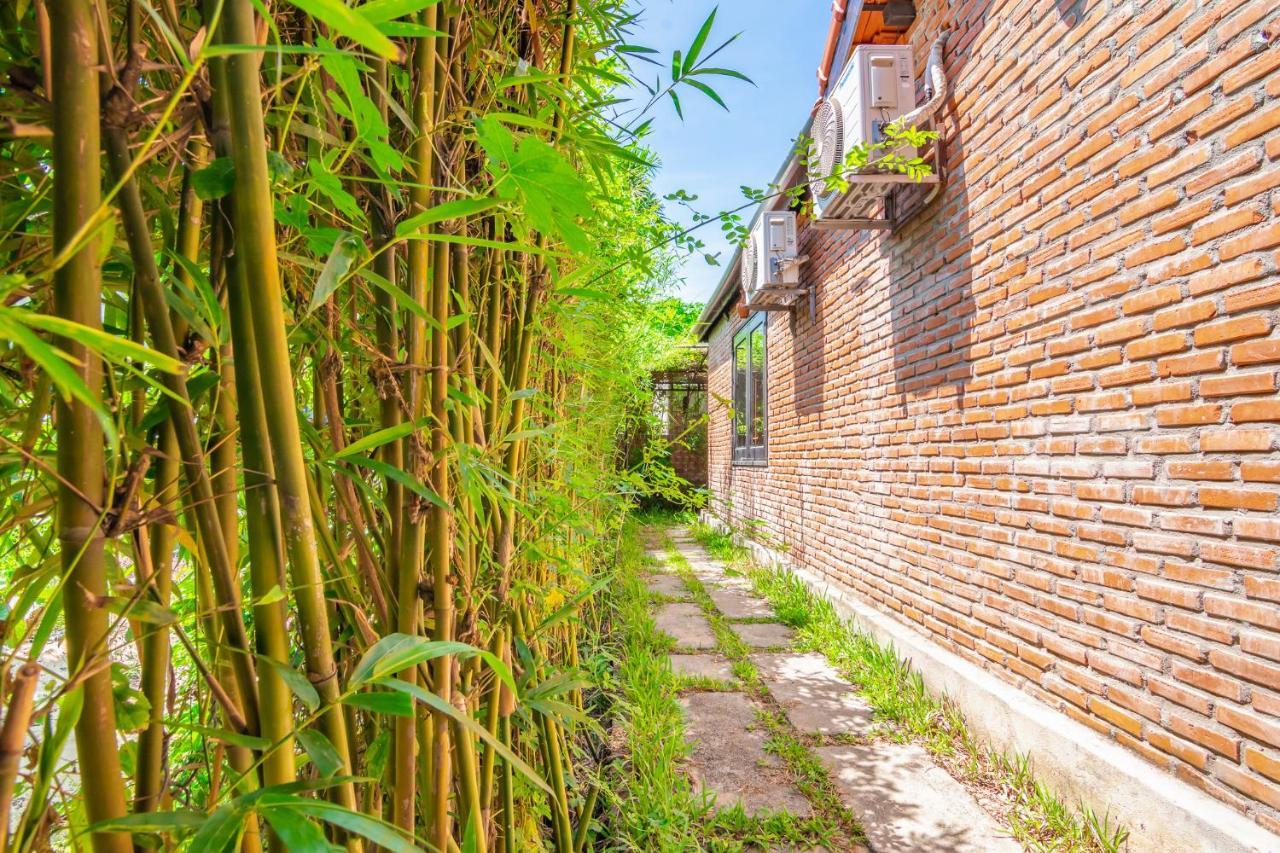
[48,1,130,847]
[218,0,360,831]
[391,2,440,832]
[201,7,299,798]
[103,127,262,737]
[428,235,457,850]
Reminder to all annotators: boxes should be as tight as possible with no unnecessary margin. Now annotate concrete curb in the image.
[706,515,1280,853]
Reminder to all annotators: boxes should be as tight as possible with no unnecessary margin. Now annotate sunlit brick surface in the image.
[706,0,1280,830]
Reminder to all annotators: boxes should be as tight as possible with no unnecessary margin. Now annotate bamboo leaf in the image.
[347,635,474,688]
[684,78,727,111]
[341,691,414,717]
[684,8,716,73]
[254,584,286,606]
[255,796,420,853]
[308,232,363,313]
[353,0,441,23]
[102,596,178,625]
[86,810,205,836]
[395,197,500,238]
[297,728,344,777]
[168,722,273,751]
[0,314,118,444]
[12,311,183,373]
[328,419,421,461]
[260,807,340,851]
[257,655,320,712]
[282,0,400,59]
[191,157,235,200]
[343,454,448,509]
[188,802,247,851]
[379,677,551,795]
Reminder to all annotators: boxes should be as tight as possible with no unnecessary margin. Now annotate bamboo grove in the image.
[0,0,736,848]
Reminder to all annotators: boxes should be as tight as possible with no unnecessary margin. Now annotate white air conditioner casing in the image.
[810,44,917,218]
[740,210,799,304]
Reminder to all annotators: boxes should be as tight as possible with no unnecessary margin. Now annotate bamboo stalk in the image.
[48,2,130,847]
[202,4,298,797]
[134,146,202,816]
[391,2,440,832]
[0,663,39,850]
[103,127,262,735]
[219,0,360,831]
[428,236,456,851]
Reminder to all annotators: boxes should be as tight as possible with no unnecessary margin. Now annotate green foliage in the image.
[689,522,1133,853]
[0,0,763,845]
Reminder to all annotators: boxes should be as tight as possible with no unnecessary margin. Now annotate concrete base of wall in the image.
[703,513,1280,853]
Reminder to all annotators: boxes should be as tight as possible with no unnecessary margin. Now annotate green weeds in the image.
[663,537,863,850]
[689,522,1131,853]
[591,520,710,851]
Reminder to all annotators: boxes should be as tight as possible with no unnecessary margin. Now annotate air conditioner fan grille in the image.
[810,97,844,203]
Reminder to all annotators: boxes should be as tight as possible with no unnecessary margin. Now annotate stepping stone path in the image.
[645,573,688,598]
[709,586,773,619]
[731,621,795,649]
[669,653,735,681]
[647,532,1026,852]
[754,652,875,736]
[654,602,717,650]
[818,743,1022,852]
[680,691,812,817]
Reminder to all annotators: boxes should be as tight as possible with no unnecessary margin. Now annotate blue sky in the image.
[623,1,832,305]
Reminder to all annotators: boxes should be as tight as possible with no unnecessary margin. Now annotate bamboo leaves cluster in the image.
[0,0,733,848]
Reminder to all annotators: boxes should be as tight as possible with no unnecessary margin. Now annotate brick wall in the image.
[705,0,1280,830]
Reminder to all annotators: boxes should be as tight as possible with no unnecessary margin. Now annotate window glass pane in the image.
[733,335,748,448]
[750,325,766,450]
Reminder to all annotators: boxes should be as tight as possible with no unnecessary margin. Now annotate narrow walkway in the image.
[646,526,1022,853]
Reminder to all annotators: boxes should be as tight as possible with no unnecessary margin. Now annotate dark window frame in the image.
[731,312,768,465]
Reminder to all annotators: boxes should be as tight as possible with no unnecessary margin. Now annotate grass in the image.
[592,511,855,851]
[588,513,710,851]
[690,521,1132,853]
[663,536,863,850]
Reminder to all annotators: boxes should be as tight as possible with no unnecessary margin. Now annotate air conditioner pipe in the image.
[896,28,951,212]
[898,28,951,131]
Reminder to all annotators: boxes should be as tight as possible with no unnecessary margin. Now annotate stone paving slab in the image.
[655,602,716,650]
[731,621,795,649]
[687,558,729,584]
[709,587,773,619]
[753,653,876,736]
[645,574,689,598]
[712,574,756,592]
[817,742,1022,853]
[681,691,812,817]
[669,653,735,681]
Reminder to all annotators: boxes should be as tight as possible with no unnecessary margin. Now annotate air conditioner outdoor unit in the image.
[809,44,917,218]
[740,210,799,304]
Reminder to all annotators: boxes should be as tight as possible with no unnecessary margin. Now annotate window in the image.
[732,313,767,464]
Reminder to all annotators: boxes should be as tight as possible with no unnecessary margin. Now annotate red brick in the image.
[1204,595,1280,631]
[1169,713,1240,760]
[1194,315,1273,346]
[1154,300,1216,331]
[1232,339,1280,365]
[1233,400,1280,423]
[1155,404,1221,427]
[1200,371,1278,397]
[1218,704,1280,749]
[1201,428,1273,452]
[1246,748,1280,784]
[1243,461,1280,482]
[1225,102,1280,148]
